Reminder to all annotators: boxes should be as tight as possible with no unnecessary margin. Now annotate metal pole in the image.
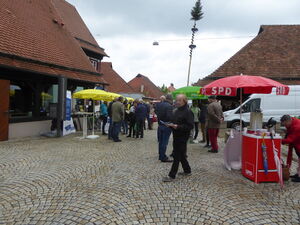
[187,22,197,87]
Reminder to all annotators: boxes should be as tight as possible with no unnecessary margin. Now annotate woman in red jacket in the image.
[281,115,300,182]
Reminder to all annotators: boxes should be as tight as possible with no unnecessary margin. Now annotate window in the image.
[89,58,99,71]
[9,84,34,118]
[241,99,261,113]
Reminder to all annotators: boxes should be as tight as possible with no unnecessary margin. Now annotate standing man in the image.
[111,97,124,142]
[163,94,194,182]
[281,115,300,182]
[207,96,223,153]
[199,101,208,143]
[107,99,116,140]
[190,101,200,142]
[135,99,147,138]
[155,94,174,162]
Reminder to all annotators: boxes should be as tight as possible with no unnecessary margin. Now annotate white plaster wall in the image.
[9,120,52,139]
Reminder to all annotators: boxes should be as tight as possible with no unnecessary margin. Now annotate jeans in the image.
[169,137,191,178]
[112,121,121,141]
[101,116,107,134]
[121,120,128,134]
[208,128,219,151]
[136,119,144,138]
[157,125,172,160]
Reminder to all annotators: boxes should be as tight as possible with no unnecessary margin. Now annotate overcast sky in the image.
[67,0,300,88]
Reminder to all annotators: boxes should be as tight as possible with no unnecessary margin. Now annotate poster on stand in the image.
[63,91,76,136]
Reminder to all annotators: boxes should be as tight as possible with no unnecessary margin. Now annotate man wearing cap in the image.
[281,115,300,182]
[155,94,174,162]
[207,96,224,153]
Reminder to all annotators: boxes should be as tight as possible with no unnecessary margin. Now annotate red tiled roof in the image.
[100,62,135,93]
[128,74,164,99]
[196,25,300,86]
[52,0,108,57]
[0,0,106,84]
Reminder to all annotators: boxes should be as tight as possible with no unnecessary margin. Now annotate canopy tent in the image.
[172,86,207,100]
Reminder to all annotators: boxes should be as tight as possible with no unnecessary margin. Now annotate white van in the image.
[224,85,300,128]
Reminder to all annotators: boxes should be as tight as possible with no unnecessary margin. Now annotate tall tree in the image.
[187,0,204,86]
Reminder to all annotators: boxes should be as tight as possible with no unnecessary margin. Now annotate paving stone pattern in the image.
[0,128,299,225]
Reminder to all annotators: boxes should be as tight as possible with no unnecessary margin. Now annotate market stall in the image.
[201,74,289,186]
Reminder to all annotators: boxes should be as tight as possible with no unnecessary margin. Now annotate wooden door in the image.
[0,79,9,141]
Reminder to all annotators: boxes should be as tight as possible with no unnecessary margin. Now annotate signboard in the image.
[63,91,75,136]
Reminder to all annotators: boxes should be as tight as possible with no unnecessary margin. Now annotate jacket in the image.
[111,101,124,122]
[100,103,108,117]
[135,103,147,121]
[155,101,173,125]
[171,104,194,139]
[282,118,300,153]
[207,101,223,129]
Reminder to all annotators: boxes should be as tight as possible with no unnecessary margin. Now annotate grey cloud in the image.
[67,0,300,38]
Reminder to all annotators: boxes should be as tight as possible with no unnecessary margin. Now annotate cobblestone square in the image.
[0,128,299,224]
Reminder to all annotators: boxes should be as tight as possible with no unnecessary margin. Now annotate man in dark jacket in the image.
[107,99,115,140]
[281,115,300,182]
[135,99,147,138]
[163,94,194,182]
[155,94,174,162]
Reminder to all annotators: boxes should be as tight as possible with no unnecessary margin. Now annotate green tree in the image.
[160,84,168,94]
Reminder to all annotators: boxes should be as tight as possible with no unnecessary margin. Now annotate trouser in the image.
[194,122,199,139]
[296,151,300,175]
[206,127,210,145]
[200,123,206,141]
[136,119,144,138]
[157,125,172,160]
[112,121,121,141]
[101,116,107,134]
[208,128,219,151]
[108,118,113,139]
[169,137,191,178]
[128,120,136,137]
[121,120,128,134]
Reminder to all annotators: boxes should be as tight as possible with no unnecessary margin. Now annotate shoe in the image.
[102,133,107,135]
[200,140,205,143]
[192,140,199,144]
[178,172,191,176]
[162,176,175,182]
[161,158,173,163]
[114,139,122,142]
[204,145,211,148]
[291,177,300,182]
[290,173,299,179]
[208,149,218,153]
[126,135,131,138]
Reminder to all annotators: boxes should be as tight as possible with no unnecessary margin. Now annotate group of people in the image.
[91,94,300,183]
[96,97,153,142]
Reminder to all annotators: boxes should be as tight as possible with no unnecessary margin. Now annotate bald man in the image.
[163,94,194,182]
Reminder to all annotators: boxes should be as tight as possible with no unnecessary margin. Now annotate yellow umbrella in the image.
[73,89,112,101]
[106,92,122,101]
[125,97,134,102]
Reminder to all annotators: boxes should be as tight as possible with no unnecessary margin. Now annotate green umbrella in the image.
[172,86,208,100]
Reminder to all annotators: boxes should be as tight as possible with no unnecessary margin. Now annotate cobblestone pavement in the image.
[0,127,299,225]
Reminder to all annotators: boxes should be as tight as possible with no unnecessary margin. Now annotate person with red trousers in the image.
[207,96,223,153]
[281,115,300,182]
